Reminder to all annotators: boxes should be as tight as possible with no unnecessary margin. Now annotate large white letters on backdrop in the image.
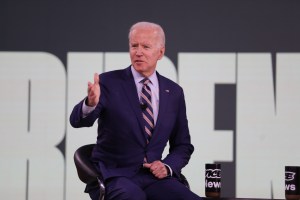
[0,52,300,199]
[0,52,65,200]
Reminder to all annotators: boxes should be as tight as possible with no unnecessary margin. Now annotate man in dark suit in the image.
[70,21,202,200]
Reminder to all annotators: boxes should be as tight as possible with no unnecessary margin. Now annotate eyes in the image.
[130,43,151,50]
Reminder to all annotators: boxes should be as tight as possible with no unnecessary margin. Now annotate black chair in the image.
[74,144,190,200]
[74,144,105,200]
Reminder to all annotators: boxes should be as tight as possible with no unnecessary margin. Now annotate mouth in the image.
[135,60,144,64]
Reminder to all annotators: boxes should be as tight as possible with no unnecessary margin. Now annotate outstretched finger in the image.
[143,163,151,168]
[94,73,99,84]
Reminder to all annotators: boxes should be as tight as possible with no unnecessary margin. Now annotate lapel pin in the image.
[165,90,169,93]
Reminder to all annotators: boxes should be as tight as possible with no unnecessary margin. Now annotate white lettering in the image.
[179,53,235,194]
[1,52,300,200]
[286,184,296,191]
[205,179,221,188]
[66,52,104,200]
[0,52,65,200]
[236,53,300,199]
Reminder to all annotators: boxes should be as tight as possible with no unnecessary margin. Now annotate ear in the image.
[158,46,165,60]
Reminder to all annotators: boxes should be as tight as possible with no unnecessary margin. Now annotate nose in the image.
[136,46,143,56]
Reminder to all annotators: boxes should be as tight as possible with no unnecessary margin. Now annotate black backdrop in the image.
[1,0,300,198]
[2,0,300,66]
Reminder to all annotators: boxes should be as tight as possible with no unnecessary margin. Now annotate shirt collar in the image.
[131,65,158,88]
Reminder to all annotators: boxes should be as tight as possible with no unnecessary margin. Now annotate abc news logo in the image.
[286,171,298,191]
[205,169,221,189]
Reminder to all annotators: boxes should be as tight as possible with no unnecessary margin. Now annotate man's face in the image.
[129,28,165,77]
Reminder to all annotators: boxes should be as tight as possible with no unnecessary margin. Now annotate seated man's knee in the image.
[106,177,146,200]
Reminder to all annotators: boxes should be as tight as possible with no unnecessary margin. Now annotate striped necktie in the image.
[140,78,154,143]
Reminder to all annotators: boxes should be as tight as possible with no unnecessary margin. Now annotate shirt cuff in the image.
[164,163,173,177]
[82,98,96,118]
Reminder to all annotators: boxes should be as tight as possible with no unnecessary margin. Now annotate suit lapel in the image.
[120,68,171,145]
[151,73,170,141]
[121,67,148,145]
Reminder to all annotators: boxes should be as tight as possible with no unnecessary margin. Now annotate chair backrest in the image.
[73,144,100,184]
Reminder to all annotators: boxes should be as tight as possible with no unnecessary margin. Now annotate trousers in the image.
[88,168,202,200]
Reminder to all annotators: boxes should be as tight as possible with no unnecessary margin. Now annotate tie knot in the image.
[141,78,150,85]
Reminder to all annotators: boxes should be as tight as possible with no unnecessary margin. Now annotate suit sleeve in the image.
[69,98,99,128]
[162,88,194,178]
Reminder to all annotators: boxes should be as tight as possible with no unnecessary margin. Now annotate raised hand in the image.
[86,73,100,107]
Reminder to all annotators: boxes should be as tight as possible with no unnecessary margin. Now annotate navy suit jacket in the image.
[70,66,194,181]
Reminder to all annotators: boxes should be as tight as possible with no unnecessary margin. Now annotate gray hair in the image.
[128,21,166,47]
